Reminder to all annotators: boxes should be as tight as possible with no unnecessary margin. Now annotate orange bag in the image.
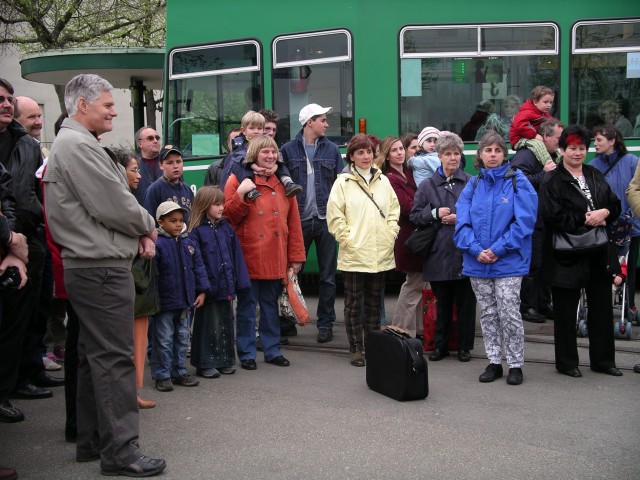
[278,268,309,326]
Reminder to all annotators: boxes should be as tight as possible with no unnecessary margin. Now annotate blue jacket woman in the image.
[454,132,537,386]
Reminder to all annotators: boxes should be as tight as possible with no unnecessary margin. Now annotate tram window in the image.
[272,30,354,146]
[166,41,262,157]
[570,20,640,137]
[399,24,558,143]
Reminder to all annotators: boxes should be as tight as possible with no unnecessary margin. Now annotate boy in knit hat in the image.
[407,126,441,186]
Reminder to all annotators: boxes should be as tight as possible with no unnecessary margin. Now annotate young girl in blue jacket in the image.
[188,186,251,378]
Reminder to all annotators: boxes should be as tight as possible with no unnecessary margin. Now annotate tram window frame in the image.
[272,29,354,147]
[570,19,640,137]
[399,23,559,142]
[166,40,263,158]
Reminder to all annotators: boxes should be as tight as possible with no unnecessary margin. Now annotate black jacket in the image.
[0,120,43,236]
[0,161,17,247]
[540,161,621,288]
[510,148,546,229]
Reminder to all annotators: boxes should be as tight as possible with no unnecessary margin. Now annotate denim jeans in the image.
[236,279,282,362]
[150,308,190,380]
[301,217,337,330]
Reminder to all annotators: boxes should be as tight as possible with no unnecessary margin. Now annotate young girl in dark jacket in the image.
[188,186,250,378]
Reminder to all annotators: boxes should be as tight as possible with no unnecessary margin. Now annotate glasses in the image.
[143,135,161,141]
[129,167,140,173]
[0,95,16,105]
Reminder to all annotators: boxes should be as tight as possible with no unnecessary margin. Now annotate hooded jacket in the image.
[509,98,553,146]
[155,228,211,311]
[1,120,43,236]
[327,166,400,273]
[454,163,537,278]
[189,217,251,302]
[43,118,155,269]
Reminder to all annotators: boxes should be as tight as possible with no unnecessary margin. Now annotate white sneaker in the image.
[42,355,62,371]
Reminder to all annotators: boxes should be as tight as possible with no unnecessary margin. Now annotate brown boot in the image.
[137,396,157,409]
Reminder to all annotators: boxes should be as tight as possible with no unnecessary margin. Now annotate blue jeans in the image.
[301,217,337,330]
[150,308,190,380]
[237,279,282,361]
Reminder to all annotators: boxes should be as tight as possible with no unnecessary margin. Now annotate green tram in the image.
[164,0,640,273]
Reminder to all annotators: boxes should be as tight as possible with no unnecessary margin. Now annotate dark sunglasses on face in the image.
[0,95,16,105]
[144,135,161,141]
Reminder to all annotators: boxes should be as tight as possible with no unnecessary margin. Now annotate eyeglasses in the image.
[0,95,16,105]
[129,167,140,173]
[143,135,161,141]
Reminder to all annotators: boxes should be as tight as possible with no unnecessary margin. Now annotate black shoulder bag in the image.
[552,181,609,255]
[404,178,444,258]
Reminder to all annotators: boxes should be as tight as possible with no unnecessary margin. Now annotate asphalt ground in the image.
[1,292,639,480]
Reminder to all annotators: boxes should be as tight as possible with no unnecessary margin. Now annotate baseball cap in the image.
[158,145,182,162]
[156,201,187,221]
[299,103,332,125]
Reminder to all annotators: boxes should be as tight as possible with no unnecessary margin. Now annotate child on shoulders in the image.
[220,110,302,199]
[151,201,211,392]
[188,186,251,378]
[509,86,556,166]
[407,126,441,186]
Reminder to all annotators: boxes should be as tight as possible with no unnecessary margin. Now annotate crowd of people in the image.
[1,74,639,479]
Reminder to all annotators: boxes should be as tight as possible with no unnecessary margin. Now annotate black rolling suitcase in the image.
[365,326,428,401]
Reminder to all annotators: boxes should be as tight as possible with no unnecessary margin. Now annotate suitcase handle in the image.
[383,328,426,374]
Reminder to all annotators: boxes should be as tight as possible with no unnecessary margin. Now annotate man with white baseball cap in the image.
[281,104,342,343]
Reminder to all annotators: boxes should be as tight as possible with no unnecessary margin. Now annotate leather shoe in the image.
[591,366,623,377]
[0,467,18,480]
[317,329,333,343]
[33,372,65,387]
[506,367,523,385]
[101,455,166,477]
[350,351,365,367]
[240,359,257,370]
[458,350,471,362]
[634,364,640,374]
[266,355,290,366]
[479,363,503,383]
[0,400,24,423]
[11,383,52,399]
[557,367,582,378]
[521,308,546,323]
[428,349,449,361]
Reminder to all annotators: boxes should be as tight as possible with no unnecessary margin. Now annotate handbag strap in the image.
[569,181,596,211]
[602,156,622,177]
[347,176,386,219]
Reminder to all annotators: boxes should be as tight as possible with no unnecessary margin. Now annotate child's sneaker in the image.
[285,182,303,197]
[155,378,174,392]
[172,374,199,387]
[246,189,261,201]
[43,354,62,371]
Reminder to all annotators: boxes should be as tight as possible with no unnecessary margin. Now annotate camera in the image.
[0,266,20,290]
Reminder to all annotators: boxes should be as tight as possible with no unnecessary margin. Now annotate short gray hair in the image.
[64,74,113,115]
[436,133,464,156]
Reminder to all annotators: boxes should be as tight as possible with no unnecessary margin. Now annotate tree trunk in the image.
[54,84,66,114]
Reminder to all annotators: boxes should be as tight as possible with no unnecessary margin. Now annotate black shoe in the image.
[634,364,640,374]
[256,336,263,351]
[457,350,471,362]
[240,359,257,370]
[101,455,166,477]
[33,372,65,388]
[317,329,333,343]
[428,349,449,361]
[0,400,24,423]
[76,453,100,463]
[246,189,261,201]
[65,425,77,443]
[479,363,503,383]
[521,308,546,323]
[10,383,52,399]
[538,305,554,319]
[196,368,220,379]
[172,374,200,386]
[284,182,303,197]
[155,378,174,392]
[279,336,289,345]
[281,324,298,337]
[591,366,623,377]
[506,367,523,385]
[557,367,582,378]
[266,355,290,367]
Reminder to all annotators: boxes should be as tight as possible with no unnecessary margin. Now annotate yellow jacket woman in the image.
[327,134,400,366]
